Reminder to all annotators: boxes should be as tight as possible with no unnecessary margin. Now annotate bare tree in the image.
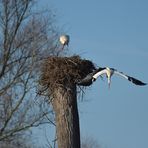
[0,133,34,148]
[0,0,60,145]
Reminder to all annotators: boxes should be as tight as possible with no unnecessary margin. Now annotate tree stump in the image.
[39,56,95,148]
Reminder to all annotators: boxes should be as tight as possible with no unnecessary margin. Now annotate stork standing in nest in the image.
[59,35,70,50]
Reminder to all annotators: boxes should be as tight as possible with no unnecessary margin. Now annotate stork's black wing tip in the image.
[76,77,93,86]
[128,77,147,86]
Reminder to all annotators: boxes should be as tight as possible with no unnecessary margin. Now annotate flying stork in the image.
[59,35,70,50]
[77,67,147,87]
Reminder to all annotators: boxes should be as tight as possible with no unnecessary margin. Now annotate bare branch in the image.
[0,0,61,145]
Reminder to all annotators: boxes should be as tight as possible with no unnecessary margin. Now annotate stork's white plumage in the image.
[59,35,70,47]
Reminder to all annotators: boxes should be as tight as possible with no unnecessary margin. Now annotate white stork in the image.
[59,35,70,50]
[77,67,147,87]
[92,67,147,88]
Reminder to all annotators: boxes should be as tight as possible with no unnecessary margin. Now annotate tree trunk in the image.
[52,84,80,148]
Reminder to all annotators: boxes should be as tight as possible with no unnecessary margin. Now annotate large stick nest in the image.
[39,55,96,94]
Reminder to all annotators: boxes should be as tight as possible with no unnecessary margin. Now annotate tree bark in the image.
[52,84,80,148]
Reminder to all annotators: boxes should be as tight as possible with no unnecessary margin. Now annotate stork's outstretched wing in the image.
[77,67,105,86]
[92,68,107,80]
[114,70,147,86]
[77,73,94,86]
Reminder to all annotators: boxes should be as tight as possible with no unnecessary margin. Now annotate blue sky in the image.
[37,0,148,147]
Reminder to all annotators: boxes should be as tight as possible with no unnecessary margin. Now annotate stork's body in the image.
[59,35,70,50]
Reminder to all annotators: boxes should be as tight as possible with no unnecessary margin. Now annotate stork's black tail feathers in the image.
[128,76,147,86]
